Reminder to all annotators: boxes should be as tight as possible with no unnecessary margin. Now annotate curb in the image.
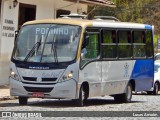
[0,85,18,101]
[0,96,18,101]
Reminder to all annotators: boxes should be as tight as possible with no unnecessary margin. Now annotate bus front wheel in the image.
[76,86,85,107]
[19,97,28,105]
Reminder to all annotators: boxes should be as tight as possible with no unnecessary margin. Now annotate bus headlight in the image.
[58,71,73,82]
[10,68,21,81]
[63,72,73,80]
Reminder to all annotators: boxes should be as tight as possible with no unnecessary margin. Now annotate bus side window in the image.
[102,30,117,58]
[118,30,132,58]
[127,31,131,43]
[112,31,116,43]
[133,31,146,58]
[146,30,153,58]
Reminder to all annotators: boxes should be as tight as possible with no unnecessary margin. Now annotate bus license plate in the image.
[32,92,44,98]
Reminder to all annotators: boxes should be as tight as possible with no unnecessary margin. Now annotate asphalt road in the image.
[0,93,160,120]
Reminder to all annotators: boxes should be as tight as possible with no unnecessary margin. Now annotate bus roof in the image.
[23,18,153,30]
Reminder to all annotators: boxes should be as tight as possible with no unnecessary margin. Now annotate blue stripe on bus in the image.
[131,59,154,91]
[145,25,152,29]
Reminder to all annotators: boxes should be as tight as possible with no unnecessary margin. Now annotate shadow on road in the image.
[133,92,160,96]
[30,98,119,108]
[0,98,144,108]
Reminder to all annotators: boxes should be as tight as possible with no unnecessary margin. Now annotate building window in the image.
[18,3,36,29]
[0,0,2,21]
[56,9,70,18]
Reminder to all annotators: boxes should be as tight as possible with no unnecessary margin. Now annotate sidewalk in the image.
[0,85,17,101]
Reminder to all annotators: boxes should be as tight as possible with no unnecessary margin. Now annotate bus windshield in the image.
[13,24,81,63]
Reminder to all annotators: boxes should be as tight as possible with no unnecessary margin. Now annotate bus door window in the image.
[81,31,100,67]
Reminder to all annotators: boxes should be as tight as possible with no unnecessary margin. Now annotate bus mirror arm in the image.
[81,48,87,58]
[14,30,19,44]
[82,35,89,49]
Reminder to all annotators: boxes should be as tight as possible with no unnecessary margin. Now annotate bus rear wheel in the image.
[147,91,153,95]
[114,82,132,103]
[19,97,28,105]
[147,82,159,95]
[153,82,159,95]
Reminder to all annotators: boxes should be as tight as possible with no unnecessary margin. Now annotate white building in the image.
[0,0,115,85]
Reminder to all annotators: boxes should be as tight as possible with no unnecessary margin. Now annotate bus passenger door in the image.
[79,32,102,97]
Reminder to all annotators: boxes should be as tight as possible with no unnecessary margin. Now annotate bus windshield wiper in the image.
[51,35,58,63]
[24,38,42,62]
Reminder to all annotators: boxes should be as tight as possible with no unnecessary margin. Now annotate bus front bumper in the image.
[9,78,77,99]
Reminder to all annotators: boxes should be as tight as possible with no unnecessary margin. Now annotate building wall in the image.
[0,0,87,85]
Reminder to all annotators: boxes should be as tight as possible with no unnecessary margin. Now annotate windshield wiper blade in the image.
[51,36,58,63]
[24,38,42,62]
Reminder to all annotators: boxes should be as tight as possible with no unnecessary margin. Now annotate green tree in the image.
[87,0,160,52]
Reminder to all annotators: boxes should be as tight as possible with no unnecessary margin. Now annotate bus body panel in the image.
[10,78,77,99]
[101,60,133,95]
[79,62,102,97]
[79,59,154,97]
[10,62,79,99]
[131,59,154,91]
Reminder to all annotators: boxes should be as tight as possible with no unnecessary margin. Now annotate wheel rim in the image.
[155,83,159,94]
[82,88,85,101]
[78,86,85,106]
[127,85,132,100]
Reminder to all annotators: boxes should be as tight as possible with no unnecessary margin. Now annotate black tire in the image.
[76,86,85,107]
[114,82,132,103]
[19,97,28,105]
[153,82,159,95]
[147,91,153,95]
[114,94,123,103]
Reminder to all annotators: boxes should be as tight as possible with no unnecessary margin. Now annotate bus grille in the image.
[24,86,53,93]
[22,77,57,82]
[42,78,57,82]
[23,77,37,81]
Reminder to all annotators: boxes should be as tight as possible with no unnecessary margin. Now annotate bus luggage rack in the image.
[94,16,120,21]
[24,86,53,93]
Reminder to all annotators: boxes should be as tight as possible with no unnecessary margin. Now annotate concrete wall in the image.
[0,0,87,85]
